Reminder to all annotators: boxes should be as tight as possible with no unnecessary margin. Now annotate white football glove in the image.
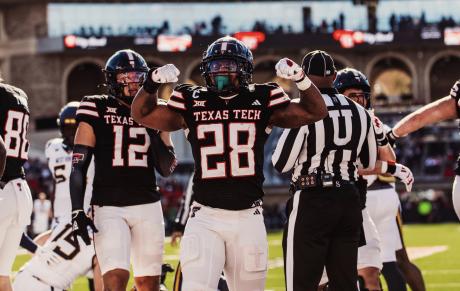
[382,161,414,192]
[151,64,180,83]
[275,58,305,82]
[36,245,62,267]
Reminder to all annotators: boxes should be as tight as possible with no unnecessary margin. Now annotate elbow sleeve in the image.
[70,145,93,211]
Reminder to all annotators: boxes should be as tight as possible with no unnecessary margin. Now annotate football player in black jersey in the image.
[131,36,326,291]
[69,49,177,291]
[0,79,33,291]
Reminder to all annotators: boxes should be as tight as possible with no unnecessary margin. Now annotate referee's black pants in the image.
[282,184,362,291]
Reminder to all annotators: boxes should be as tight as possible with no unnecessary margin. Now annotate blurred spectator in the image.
[32,192,52,236]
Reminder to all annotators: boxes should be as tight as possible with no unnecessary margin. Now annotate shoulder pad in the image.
[0,83,28,100]
[81,94,107,103]
[173,84,206,99]
[173,83,196,93]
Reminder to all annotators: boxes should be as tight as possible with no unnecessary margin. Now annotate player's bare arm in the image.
[131,65,185,131]
[0,136,6,179]
[393,96,456,138]
[269,58,327,128]
[69,121,98,245]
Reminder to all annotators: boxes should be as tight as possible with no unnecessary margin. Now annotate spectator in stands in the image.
[32,192,52,236]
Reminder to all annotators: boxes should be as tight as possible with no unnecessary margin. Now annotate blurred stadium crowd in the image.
[72,12,459,37]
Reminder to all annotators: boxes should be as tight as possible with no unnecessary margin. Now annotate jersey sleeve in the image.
[167,84,189,113]
[76,96,100,128]
[266,83,291,113]
[450,80,460,117]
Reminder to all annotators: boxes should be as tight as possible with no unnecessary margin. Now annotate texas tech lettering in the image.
[193,109,261,122]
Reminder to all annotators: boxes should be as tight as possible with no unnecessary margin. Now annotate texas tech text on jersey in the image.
[167,83,290,210]
[76,95,161,206]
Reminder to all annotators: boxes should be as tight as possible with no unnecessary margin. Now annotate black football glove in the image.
[71,209,98,245]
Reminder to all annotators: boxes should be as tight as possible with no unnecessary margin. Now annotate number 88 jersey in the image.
[0,83,30,182]
[167,83,290,210]
[76,95,160,207]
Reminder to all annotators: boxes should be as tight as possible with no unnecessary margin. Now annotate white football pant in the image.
[180,202,268,291]
[0,179,32,275]
[93,201,164,276]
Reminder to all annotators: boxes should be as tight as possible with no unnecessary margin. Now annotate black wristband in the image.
[143,69,161,94]
[20,233,38,253]
[377,136,389,147]
[387,162,397,175]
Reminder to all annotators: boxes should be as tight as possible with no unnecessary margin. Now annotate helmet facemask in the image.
[344,88,372,109]
[204,59,242,96]
[114,71,147,105]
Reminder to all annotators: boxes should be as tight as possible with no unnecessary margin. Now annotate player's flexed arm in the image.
[131,65,185,131]
[269,58,327,128]
[389,80,459,141]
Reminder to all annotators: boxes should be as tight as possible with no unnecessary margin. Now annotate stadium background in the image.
[2,0,460,289]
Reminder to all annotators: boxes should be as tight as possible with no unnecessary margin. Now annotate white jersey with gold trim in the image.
[19,221,95,289]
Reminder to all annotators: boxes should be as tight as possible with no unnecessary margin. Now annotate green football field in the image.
[12,224,460,290]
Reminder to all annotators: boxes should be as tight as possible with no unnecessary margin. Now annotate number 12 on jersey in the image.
[197,123,256,179]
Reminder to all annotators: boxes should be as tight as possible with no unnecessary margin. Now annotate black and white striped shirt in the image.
[173,174,194,232]
[272,88,377,183]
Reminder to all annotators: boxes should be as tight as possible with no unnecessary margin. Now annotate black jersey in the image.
[167,83,290,210]
[0,83,29,182]
[76,95,160,206]
[449,80,460,175]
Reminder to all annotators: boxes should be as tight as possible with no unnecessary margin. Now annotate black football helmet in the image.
[334,68,372,109]
[103,49,149,105]
[57,101,79,148]
[200,36,253,96]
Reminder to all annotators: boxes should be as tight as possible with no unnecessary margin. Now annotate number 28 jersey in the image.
[76,95,160,207]
[167,83,290,210]
[0,83,29,182]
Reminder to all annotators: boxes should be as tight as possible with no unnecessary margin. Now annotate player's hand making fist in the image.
[150,64,180,83]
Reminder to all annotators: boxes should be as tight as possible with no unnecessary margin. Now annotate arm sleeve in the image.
[70,145,94,211]
[76,97,100,127]
[148,130,177,177]
[272,126,307,173]
[172,174,194,232]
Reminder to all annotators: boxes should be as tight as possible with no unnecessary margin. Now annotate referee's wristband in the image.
[381,161,397,175]
[295,74,312,91]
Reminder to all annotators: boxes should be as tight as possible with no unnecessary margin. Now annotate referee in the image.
[272,50,378,291]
